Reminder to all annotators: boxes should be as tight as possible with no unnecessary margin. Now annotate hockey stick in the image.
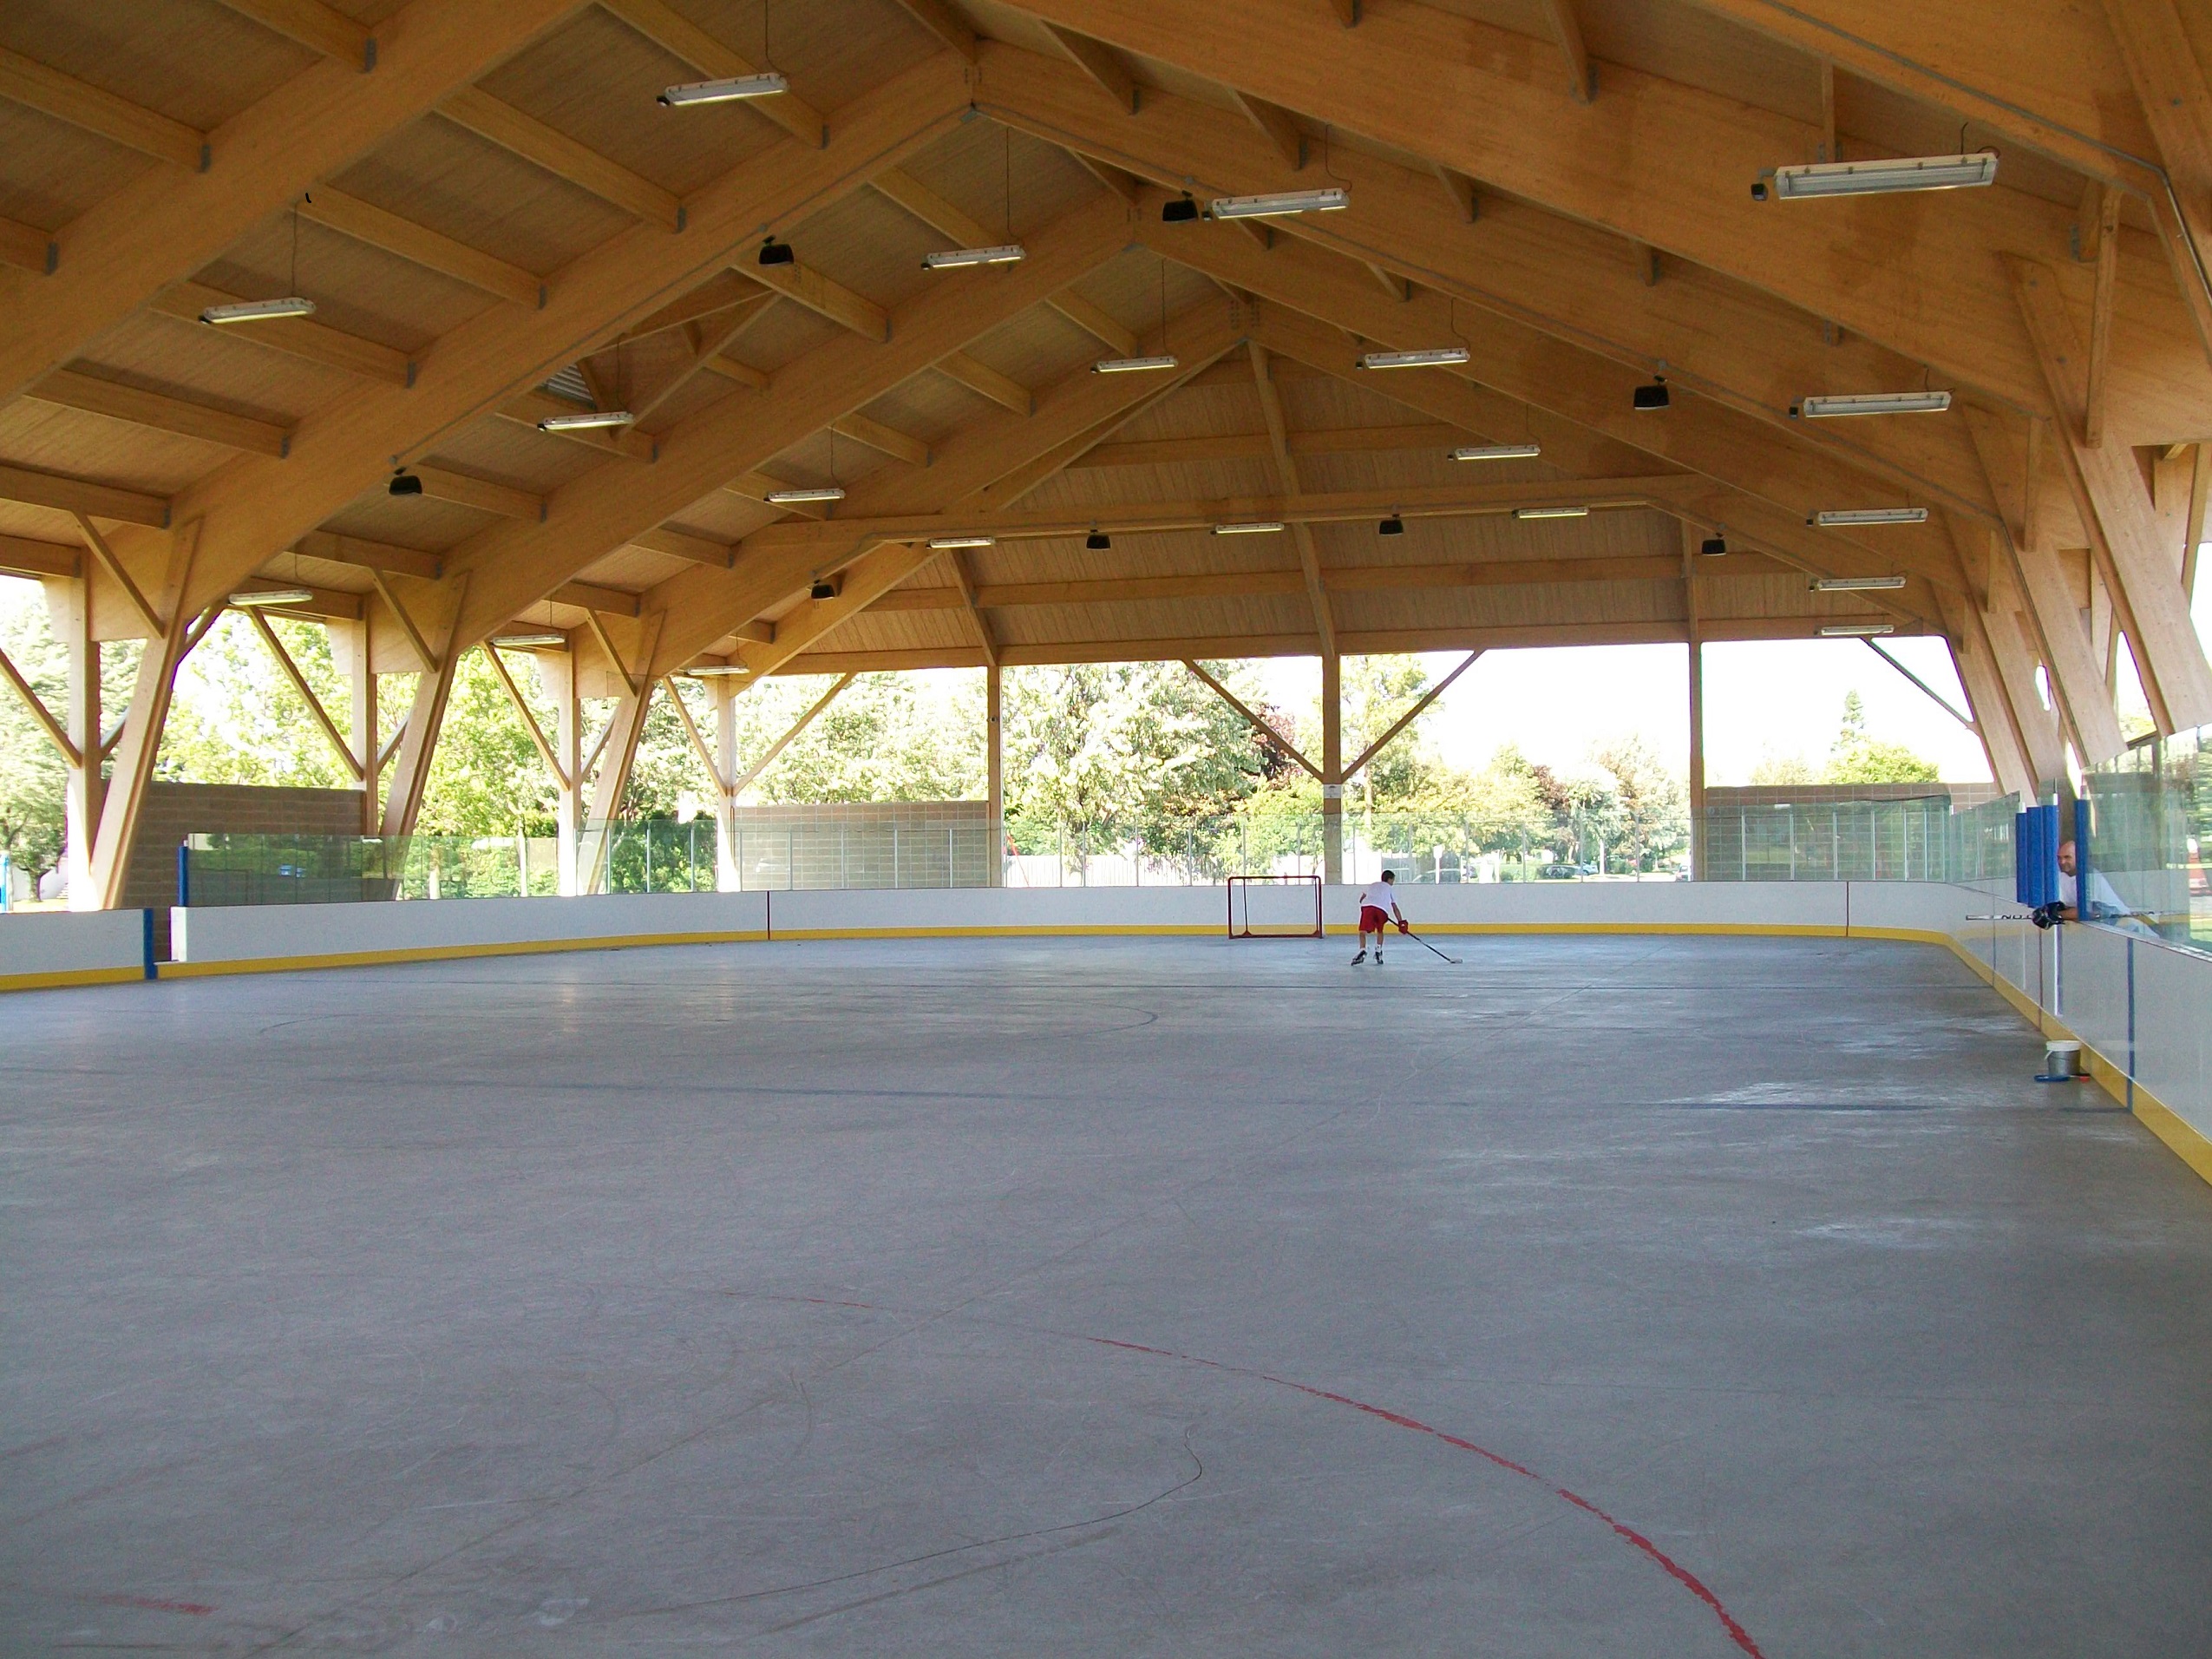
[1398,926,1460,965]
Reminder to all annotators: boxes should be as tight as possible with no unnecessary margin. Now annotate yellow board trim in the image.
[1326,921,1847,937]
[160,929,769,978]
[0,965,144,992]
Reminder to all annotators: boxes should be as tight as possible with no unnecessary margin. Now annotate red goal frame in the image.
[1227,874,1325,938]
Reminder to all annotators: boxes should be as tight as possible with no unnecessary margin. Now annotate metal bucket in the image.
[2040,1039,2084,1081]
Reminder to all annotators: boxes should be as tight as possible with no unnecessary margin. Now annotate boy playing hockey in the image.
[1351,869,1406,965]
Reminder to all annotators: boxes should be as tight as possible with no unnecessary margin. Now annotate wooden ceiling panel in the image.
[0,398,217,494]
[323,492,507,551]
[0,0,313,133]
[0,104,150,230]
[328,120,632,281]
[194,214,488,356]
[474,7,782,200]
[81,311,357,415]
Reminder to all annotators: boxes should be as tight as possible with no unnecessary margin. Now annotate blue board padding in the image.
[2015,804,2060,908]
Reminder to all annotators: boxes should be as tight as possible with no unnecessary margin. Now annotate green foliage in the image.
[1750,752,1816,785]
[1821,689,1939,784]
[0,586,67,884]
[416,650,560,836]
[159,613,353,788]
[1003,661,1268,858]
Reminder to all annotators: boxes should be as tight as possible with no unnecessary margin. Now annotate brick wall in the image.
[127,784,365,951]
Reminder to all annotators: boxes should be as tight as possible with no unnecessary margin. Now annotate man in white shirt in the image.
[1351,869,1406,965]
[2054,838,2134,924]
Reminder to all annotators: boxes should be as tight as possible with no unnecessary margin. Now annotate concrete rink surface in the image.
[3,933,2209,1656]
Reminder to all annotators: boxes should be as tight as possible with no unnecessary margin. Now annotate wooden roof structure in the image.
[5,0,2212,901]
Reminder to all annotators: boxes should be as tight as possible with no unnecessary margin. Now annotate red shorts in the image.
[1359,906,1391,933]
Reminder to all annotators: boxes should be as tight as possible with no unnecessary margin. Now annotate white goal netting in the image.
[1227,875,1324,938]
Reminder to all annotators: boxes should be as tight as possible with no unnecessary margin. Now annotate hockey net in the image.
[1227,874,1324,938]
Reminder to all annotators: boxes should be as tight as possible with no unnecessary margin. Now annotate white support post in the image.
[713,674,740,891]
[538,646,584,895]
[42,575,99,903]
[986,664,1004,888]
[328,616,376,834]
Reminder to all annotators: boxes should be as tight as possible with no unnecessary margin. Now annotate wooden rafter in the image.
[302,187,544,307]
[210,0,375,66]
[29,370,293,458]
[748,259,889,342]
[0,644,78,764]
[1044,23,1141,112]
[440,87,683,231]
[1538,0,1595,102]
[599,0,827,148]
[0,45,206,168]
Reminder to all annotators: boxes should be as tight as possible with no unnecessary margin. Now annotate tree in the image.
[1822,689,1939,784]
[0,584,67,889]
[1003,661,1269,866]
[1591,735,1688,871]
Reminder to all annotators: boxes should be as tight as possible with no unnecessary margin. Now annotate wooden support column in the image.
[1322,650,1344,885]
[987,663,1005,887]
[712,673,741,891]
[1979,565,2069,793]
[1942,594,2038,802]
[537,646,585,895]
[576,613,664,895]
[328,616,376,832]
[2007,257,2212,731]
[375,574,470,842]
[84,521,201,909]
[1683,523,1707,880]
[44,574,100,901]
[1960,411,2126,761]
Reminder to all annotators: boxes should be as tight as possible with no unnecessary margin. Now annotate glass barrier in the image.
[177,793,2046,902]
[2084,725,2211,954]
[1693,794,2018,884]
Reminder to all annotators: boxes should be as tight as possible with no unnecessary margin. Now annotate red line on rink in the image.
[1086,1336,1765,1659]
[101,1595,214,1616]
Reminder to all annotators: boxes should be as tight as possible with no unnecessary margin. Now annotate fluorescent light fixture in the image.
[1759,152,1998,201]
[1812,508,1929,527]
[492,633,565,648]
[659,73,789,106]
[1796,391,1953,418]
[1819,623,1896,637]
[1810,574,1908,591]
[200,295,315,325]
[922,245,1025,269]
[228,588,313,607]
[1209,187,1348,219]
[1515,505,1588,520]
[685,663,751,677]
[1358,346,1469,370]
[764,486,846,504]
[1092,354,1179,374]
[1452,443,1542,462]
[1212,521,1286,534]
[928,535,994,549]
[537,410,634,432]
